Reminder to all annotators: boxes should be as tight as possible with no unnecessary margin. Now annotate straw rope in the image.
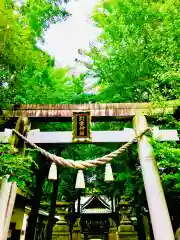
[12,128,150,169]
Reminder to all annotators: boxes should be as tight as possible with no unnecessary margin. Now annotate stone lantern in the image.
[118,196,138,240]
[52,201,71,240]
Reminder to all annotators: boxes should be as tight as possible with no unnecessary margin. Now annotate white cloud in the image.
[42,0,101,71]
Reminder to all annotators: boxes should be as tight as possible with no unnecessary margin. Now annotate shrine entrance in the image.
[0,101,179,240]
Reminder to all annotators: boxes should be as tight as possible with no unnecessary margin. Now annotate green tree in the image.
[85,0,180,103]
[0,0,70,108]
[21,0,70,39]
[0,143,37,192]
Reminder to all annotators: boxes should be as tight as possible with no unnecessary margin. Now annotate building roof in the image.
[81,208,112,214]
[25,206,59,220]
[75,195,112,215]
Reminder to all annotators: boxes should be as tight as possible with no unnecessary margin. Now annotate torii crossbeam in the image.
[2,100,179,121]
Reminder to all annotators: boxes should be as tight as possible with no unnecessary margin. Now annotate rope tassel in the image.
[75,170,85,189]
[104,163,114,182]
[48,162,57,180]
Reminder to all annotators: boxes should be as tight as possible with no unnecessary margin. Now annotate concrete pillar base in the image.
[118,223,138,240]
[109,231,118,240]
[118,232,138,240]
[52,223,70,240]
[72,231,81,240]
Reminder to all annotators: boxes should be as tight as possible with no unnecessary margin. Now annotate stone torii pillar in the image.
[133,114,174,240]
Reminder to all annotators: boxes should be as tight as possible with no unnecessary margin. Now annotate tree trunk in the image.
[45,170,59,240]
[136,205,146,240]
[25,156,48,240]
[147,212,154,240]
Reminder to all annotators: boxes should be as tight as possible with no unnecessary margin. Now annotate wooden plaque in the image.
[72,112,91,142]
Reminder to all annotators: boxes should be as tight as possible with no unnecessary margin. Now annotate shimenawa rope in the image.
[12,128,150,169]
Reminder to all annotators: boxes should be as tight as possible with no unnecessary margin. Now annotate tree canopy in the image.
[0,0,73,107]
[85,0,180,103]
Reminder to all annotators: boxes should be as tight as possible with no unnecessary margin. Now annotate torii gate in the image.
[0,101,179,240]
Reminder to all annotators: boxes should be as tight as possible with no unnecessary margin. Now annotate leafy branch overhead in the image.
[0,144,37,192]
[86,0,180,103]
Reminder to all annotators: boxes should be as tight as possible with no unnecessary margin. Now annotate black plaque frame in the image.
[72,111,92,142]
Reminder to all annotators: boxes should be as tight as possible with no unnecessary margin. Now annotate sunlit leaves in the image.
[0,144,37,191]
[87,0,180,103]
[21,0,70,39]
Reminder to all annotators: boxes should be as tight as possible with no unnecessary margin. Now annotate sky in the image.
[41,0,102,73]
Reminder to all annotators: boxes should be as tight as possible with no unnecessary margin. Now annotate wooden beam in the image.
[2,100,179,120]
[1,128,179,144]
